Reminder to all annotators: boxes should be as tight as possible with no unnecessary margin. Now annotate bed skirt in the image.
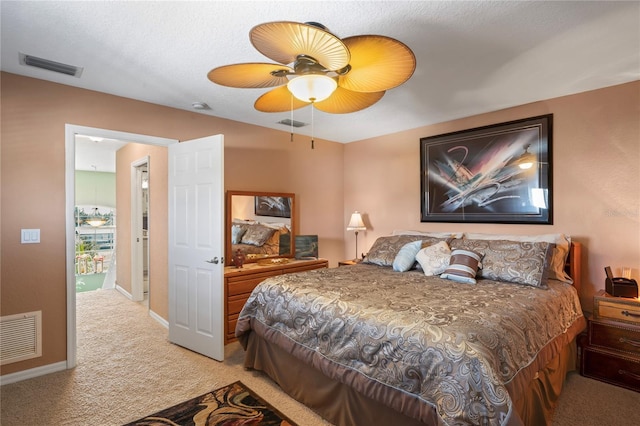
[243,331,577,426]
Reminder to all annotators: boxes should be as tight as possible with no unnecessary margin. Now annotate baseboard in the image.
[115,284,133,300]
[149,309,168,328]
[0,361,67,386]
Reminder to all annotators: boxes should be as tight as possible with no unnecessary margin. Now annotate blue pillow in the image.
[231,224,247,244]
[392,240,423,272]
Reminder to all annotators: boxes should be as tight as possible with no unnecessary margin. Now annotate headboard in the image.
[566,242,582,295]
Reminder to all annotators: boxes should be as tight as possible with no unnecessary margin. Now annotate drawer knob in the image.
[619,369,640,381]
[621,310,640,318]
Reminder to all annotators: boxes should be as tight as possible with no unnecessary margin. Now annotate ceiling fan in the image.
[207,21,416,114]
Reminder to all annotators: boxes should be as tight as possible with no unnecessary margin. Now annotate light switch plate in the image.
[21,229,40,244]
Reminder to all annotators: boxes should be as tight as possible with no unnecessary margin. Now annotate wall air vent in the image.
[19,53,83,78]
[277,118,307,128]
[1,311,42,365]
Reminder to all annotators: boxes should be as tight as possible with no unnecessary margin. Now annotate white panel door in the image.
[168,135,225,361]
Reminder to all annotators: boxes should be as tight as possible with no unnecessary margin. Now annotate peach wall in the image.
[2,69,637,378]
[0,72,344,376]
[115,143,168,319]
[345,81,640,311]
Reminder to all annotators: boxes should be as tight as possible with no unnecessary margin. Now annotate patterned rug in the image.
[124,381,297,426]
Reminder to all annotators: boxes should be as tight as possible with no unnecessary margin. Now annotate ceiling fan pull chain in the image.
[311,105,315,149]
[290,96,294,142]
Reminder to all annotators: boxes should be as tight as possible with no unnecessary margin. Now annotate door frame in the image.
[65,124,177,369]
[131,157,150,302]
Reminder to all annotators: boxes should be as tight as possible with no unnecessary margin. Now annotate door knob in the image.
[206,257,219,264]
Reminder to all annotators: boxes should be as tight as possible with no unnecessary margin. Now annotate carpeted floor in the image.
[1,289,639,425]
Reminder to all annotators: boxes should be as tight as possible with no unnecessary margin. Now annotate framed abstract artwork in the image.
[254,196,292,218]
[420,114,553,224]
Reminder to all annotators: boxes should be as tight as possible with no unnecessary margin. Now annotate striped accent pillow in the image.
[440,248,483,284]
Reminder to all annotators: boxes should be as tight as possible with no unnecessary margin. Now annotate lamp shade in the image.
[346,211,366,231]
[287,74,337,103]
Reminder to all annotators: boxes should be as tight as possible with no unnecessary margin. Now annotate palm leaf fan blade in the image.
[314,86,385,114]
[338,35,416,93]
[250,21,350,70]
[254,86,310,113]
[207,63,291,88]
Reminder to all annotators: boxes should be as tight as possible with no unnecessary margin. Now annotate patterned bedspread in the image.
[236,263,585,426]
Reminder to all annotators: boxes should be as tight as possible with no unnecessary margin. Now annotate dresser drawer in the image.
[227,314,238,340]
[228,295,250,316]
[590,320,640,355]
[582,346,640,392]
[227,271,280,296]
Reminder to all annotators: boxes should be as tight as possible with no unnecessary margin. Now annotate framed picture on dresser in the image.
[295,235,318,259]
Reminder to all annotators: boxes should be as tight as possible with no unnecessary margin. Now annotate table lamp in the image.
[347,211,367,260]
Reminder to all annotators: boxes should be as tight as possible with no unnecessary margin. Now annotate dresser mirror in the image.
[225,190,296,264]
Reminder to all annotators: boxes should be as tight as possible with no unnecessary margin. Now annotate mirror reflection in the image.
[226,191,296,264]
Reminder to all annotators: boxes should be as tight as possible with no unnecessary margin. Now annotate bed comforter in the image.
[236,263,585,426]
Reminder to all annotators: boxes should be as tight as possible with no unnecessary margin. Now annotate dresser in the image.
[224,258,329,344]
[580,290,640,392]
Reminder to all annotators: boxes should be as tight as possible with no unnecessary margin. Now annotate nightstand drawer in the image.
[582,346,640,392]
[597,301,640,325]
[593,291,640,325]
[590,320,640,355]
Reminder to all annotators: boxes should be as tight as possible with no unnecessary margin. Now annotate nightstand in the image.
[338,260,359,266]
[580,290,640,392]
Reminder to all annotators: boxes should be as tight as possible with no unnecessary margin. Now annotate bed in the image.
[231,220,291,258]
[236,233,586,426]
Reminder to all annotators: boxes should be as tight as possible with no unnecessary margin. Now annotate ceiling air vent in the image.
[19,53,83,78]
[277,118,307,128]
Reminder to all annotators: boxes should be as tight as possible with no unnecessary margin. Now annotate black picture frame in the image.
[420,114,552,224]
[254,196,292,218]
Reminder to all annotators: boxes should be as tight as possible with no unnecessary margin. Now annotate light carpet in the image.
[1,289,639,425]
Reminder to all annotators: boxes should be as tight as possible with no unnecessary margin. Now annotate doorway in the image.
[131,158,150,303]
[65,124,177,369]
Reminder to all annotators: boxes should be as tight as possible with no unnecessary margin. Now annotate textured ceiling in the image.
[2,1,639,144]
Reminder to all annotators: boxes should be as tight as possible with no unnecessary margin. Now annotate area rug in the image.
[124,381,298,426]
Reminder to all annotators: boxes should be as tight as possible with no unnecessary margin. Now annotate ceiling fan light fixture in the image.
[287,74,337,103]
[516,144,536,170]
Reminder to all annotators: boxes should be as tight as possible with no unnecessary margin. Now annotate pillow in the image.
[231,224,248,244]
[363,235,444,267]
[463,232,572,283]
[415,241,452,276]
[440,248,483,284]
[392,230,464,239]
[451,239,554,288]
[392,240,423,272]
[261,222,290,230]
[240,224,276,246]
[233,218,256,225]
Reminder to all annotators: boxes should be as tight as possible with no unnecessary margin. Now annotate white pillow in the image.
[463,232,572,283]
[415,241,452,276]
[260,222,290,230]
[392,230,463,239]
